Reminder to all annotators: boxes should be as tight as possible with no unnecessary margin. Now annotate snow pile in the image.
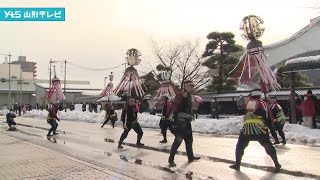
[0,115,7,128]
[22,109,242,135]
[61,111,105,123]
[135,113,161,128]
[284,124,320,144]
[23,109,160,125]
[97,95,121,102]
[0,109,9,116]
[192,117,242,135]
[23,110,106,123]
[20,110,320,145]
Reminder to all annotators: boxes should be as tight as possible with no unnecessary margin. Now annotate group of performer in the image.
[42,79,286,170]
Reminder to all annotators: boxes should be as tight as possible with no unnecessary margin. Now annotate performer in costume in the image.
[115,48,146,149]
[229,89,281,171]
[47,101,60,136]
[153,69,176,143]
[168,80,200,167]
[268,95,286,145]
[159,95,174,143]
[229,15,281,171]
[118,98,144,149]
[6,109,16,131]
[101,101,117,128]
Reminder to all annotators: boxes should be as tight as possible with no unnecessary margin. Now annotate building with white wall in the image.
[0,62,36,107]
[264,16,320,66]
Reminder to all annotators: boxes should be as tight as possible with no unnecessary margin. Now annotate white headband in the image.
[251,90,261,96]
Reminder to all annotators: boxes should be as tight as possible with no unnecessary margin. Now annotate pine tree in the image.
[202,32,242,92]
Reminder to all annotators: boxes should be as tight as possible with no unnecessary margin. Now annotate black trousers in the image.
[211,111,218,119]
[238,109,245,116]
[192,110,198,119]
[102,117,116,128]
[159,120,174,141]
[7,120,16,128]
[273,122,286,141]
[313,116,317,129]
[235,134,280,166]
[47,119,58,135]
[119,122,143,145]
[169,121,194,161]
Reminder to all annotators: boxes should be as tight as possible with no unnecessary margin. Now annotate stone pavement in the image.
[0,133,133,180]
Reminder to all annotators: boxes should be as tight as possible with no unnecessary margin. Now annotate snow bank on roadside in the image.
[4,109,320,145]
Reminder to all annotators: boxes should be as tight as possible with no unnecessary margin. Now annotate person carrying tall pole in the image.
[117,49,145,149]
[8,52,12,109]
[229,15,281,172]
[64,60,67,112]
[48,59,53,109]
[49,59,52,88]
[19,69,22,107]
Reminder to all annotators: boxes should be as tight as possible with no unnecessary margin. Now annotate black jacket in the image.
[121,105,137,123]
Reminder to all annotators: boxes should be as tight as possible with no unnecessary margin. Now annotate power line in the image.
[68,61,124,71]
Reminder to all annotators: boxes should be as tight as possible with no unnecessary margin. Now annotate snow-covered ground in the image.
[1,109,320,145]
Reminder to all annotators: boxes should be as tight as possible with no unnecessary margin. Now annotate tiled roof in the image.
[268,89,320,96]
[283,56,320,73]
[196,88,320,100]
[196,91,250,99]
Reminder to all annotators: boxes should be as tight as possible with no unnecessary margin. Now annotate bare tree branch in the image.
[147,61,158,77]
[151,38,167,67]
[151,38,209,91]
[194,79,210,92]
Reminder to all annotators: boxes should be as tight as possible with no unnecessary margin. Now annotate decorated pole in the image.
[154,71,176,101]
[229,15,281,124]
[113,48,146,99]
[230,15,280,94]
[99,71,121,105]
[47,65,66,102]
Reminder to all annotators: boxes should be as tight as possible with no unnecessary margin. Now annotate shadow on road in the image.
[233,171,251,180]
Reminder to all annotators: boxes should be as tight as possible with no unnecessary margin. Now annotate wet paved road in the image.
[1,116,320,179]
[0,134,133,180]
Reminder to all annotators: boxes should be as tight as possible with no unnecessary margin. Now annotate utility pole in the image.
[20,69,22,106]
[64,60,67,112]
[16,75,19,103]
[49,59,52,89]
[8,52,12,109]
[48,59,53,106]
[290,72,296,124]
[104,77,108,87]
[16,67,20,104]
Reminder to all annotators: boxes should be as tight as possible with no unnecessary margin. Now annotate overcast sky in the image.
[0,0,318,89]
